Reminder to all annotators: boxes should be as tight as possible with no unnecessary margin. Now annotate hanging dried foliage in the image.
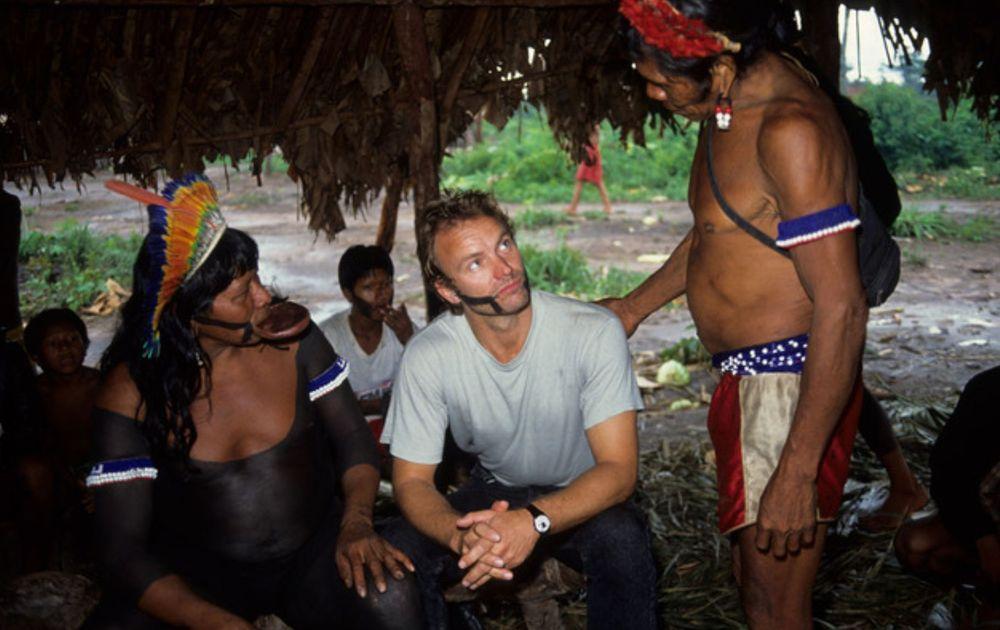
[0,1,995,239]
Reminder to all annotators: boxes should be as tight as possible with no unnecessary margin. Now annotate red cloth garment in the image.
[575,143,603,184]
[707,372,862,534]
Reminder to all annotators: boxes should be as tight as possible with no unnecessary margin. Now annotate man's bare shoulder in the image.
[95,362,144,420]
[754,102,851,215]
[756,104,838,167]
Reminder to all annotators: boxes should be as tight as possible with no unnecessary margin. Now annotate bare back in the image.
[685,53,858,354]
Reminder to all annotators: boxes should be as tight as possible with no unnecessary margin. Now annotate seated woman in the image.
[84,175,420,629]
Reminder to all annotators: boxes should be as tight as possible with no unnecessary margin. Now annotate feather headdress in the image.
[620,0,741,59]
[105,173,227,358]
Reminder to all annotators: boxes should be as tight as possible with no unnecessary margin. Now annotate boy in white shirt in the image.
[320,245,415,455]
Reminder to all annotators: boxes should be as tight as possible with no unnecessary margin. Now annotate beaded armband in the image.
[775,204,860,249]
[308,356,350,402]
[85,457,158,487]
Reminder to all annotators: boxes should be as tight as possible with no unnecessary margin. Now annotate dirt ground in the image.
[14,166,1000,451]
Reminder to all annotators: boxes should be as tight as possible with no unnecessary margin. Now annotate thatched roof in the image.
[1,0,996,239]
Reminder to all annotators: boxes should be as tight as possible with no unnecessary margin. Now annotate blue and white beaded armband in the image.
[308,356,350,402]
[85,457,158,488]
[775,204,860,249]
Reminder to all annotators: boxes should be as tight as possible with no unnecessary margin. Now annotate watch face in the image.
[534,514,551,534]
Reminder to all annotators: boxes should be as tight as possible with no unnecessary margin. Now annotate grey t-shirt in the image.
[381,290,643,488]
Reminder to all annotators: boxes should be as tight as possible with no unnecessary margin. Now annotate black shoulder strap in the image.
[705,123,792,259]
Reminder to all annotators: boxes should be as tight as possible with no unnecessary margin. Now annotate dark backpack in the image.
[705,119,900,307]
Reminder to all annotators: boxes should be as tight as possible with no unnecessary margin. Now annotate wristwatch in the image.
[525,503,551,536]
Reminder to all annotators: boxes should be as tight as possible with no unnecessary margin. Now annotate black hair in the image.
[24,308,89,357]
[100,228,259,466]
[624,0,797,97]
[338,245,394,293]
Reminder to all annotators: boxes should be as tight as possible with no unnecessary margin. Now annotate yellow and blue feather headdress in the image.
[106,174,227,358]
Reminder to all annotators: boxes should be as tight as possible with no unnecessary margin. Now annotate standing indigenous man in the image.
[604,1,867,626]
[381,191,657,629]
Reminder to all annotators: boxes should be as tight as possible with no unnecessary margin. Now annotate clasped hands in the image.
[450,500,540,591]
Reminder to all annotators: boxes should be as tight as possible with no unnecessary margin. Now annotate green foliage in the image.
[891,209,998,241]
[581,210,609,221]
[442,92,997,206]
[513,207,571,231]
[894,166,1000,200]
[659,337,711,365]
[442,107,695,203]
[18,221,142,317]
[853,83,1000,175]
[520,242,646,300]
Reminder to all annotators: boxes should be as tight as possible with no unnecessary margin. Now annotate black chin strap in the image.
[193,315,255,344]
[454,291,504,314]
[451,277,531,315]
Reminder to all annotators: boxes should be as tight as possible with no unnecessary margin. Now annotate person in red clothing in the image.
[566,125,613,216]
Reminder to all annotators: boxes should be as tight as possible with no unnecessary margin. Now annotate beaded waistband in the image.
[711,334,809,376]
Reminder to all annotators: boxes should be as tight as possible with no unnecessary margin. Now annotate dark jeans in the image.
[382,465,658,629]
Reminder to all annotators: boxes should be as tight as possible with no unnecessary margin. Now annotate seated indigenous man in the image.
[602,0,870,626]
[895,366,1000,625]
[321,245,415,456]
[380,191,657,629]
[83,175,420,630]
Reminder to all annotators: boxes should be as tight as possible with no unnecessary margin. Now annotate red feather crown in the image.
[619,0,741,59]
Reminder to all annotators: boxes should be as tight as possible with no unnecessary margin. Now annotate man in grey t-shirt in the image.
[381,191,656,629]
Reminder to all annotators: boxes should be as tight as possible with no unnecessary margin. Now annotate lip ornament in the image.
[255,301,311,340]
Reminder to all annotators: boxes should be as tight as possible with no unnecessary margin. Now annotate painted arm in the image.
[91,369,252,629]
[754,112,868,558]
[600,229,692,337]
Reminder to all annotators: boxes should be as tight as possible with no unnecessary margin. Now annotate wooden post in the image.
[392,1,445,318]
[158,8,197,173]
[376,167,403,252]
[439,7,489,149]
[798,0,841,86]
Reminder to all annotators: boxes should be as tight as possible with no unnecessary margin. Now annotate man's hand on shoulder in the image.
[594,297,640,338]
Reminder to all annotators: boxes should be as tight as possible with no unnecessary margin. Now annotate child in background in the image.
[16,308,100,569]
[320,245,415,473]
[566,124,613,216]
[24,308,100,474]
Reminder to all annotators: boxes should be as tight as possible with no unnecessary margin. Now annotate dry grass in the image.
[481,400,978,629]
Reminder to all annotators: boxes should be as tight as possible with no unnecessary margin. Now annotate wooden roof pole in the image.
[158,8,197,174]
[392,1,445,318]
[439,7,490,149]
[797,0,841,86]
[375,165,403,252]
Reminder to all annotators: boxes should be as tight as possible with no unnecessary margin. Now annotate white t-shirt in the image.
[319,309,406,405]
[381,290,643,488]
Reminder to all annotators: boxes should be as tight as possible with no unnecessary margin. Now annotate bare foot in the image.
[603,207,613,215]
[861,483,930,532]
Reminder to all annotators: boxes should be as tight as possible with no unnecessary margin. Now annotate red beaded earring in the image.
[715,94,733,130]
